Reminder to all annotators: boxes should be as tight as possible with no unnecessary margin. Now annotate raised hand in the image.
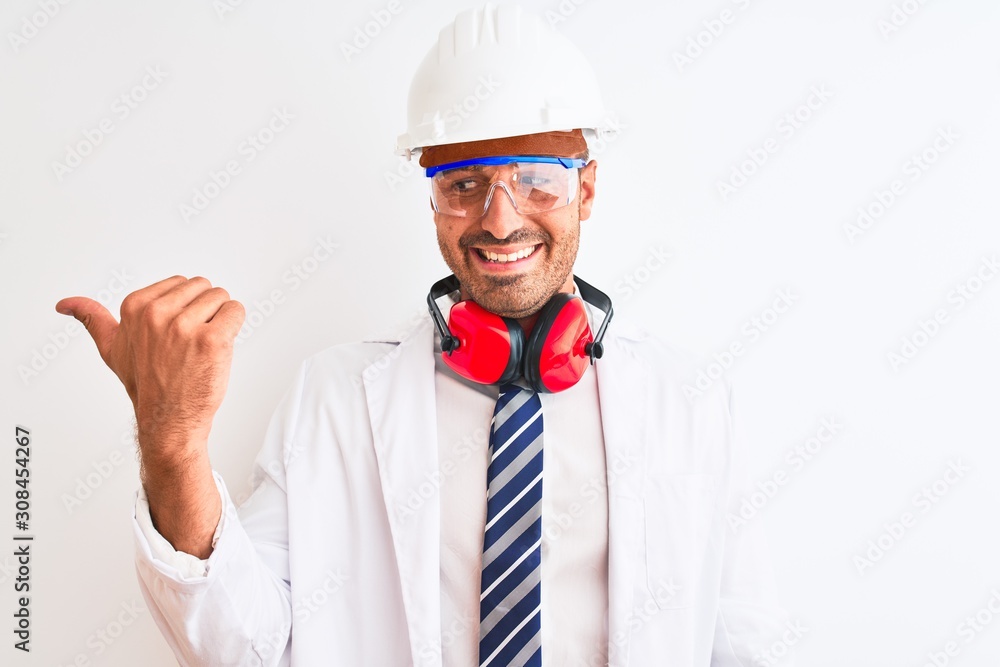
[56,275,245,558]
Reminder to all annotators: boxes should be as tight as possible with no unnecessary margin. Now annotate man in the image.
[56,4,791,665]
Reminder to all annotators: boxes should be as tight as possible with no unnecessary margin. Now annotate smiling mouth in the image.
[473,244,540,264]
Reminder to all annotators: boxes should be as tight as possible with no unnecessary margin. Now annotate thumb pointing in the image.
[55,296,118,358]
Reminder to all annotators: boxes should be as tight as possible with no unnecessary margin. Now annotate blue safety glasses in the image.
[426,155,585,217]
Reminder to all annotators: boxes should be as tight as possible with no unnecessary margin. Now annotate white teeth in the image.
[477,245,538,263]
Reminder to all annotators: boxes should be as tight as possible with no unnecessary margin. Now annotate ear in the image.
[578,159,597,221]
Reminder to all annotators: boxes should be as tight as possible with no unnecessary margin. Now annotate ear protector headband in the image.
[426,274,614,393]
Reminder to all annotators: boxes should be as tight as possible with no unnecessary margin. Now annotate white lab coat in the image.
[132,309,791,666]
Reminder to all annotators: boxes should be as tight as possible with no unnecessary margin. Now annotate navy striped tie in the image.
[479,382,544,666]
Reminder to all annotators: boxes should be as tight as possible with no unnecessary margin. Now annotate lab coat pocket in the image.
[643,472,717,610]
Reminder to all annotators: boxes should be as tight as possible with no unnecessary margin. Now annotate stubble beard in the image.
[437,203,581,319]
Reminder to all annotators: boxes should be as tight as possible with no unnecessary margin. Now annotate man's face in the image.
[432,152,598,320]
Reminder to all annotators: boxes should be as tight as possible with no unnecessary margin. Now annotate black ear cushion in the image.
[523,293,576,392]
[497,317,526,385]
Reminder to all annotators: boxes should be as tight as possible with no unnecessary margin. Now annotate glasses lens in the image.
[430,162,579,217]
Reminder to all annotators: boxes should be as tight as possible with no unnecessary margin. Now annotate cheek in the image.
[541,215,578,247]
[434,218,456,244]
[435,220,469,259]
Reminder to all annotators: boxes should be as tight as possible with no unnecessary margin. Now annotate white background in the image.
[2,0,999,665]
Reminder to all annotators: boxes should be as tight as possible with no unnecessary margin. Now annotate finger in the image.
[54,297,119,359]
[209,300,247,341]
[153,276,219,314]
[119,275,189,318]
[178,287,233,325]
[143,274,191,295]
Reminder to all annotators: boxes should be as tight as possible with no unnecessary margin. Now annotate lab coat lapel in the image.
[595,324,649,667]
[365,315,442,667]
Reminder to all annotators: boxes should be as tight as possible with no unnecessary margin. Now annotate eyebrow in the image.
[442,165,484,174]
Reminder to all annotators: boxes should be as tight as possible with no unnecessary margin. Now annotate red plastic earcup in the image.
[428,273,611,393]
[443,300,523,385]
[524,294,594,393]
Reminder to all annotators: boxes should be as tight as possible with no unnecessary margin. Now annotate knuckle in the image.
[199,326,230,350]
[167,314,194,336]
[120,292,142,316]
[142,299,170,324]
[188,276,212,289]
[209,286,230,301]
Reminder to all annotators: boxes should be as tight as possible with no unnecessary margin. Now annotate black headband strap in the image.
[427,275,462,352]
[573,275,614,360]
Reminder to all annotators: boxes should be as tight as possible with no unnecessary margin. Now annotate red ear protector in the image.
[426,274,614,393]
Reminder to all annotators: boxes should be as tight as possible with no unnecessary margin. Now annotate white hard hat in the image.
[395,2,617,160]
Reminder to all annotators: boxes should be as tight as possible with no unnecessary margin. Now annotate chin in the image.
[442,245,574,318]
[469,278,558,320]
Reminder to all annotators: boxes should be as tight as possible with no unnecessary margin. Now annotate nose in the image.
[478,181,524,240]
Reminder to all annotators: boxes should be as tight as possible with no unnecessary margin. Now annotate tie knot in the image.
[493,381,541,424]
[498,382,521,398]
[499,382,538,402]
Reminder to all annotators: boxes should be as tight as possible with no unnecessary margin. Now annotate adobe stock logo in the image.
[7,0,72,54]
[339,0,405,62]
[178,108,294,224]
[213,0,250,20]
[918,589,1000,667]
[752,620,808,667]
[717,85,833,201]
[51,66,169,182]
[727,417,844,533]
[843,126,959,244]
[683,289,798,403]
[19,269,135,385]
[672,0,757,74]
[544,0,592,27]
[886,254,998,371]
[235,234,340,344]
[853,460,969,575]
[877,0,933,40]
[614,246,672,300]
